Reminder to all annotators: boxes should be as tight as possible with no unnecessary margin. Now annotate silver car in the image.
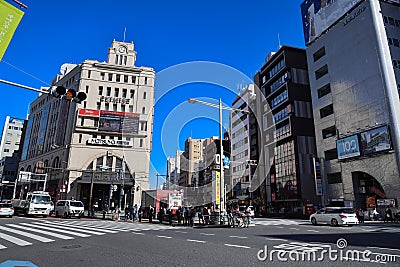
[0,202,14,217]
[310,207,359,226]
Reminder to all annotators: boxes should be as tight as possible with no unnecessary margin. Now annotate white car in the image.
[55,200,84,218]
[0,202,14,217]
[310,207,359,226]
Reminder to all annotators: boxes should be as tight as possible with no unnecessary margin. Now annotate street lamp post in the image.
[188,98,249,222]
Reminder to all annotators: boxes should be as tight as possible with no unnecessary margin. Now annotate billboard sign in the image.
[0,0,24,60]
[168,193,182,209]
[377,198,396,207]
[301,0,362,45]
[99,110,140,134]
[360,126,392,155]
[336,134,361,160]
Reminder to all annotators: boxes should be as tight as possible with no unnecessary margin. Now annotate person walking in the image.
[384,207,393,222]
[177,207,181,225]
[149,206,154,223]
[358,209,364,223]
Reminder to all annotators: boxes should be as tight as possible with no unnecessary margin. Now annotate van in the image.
[55,200,84,218]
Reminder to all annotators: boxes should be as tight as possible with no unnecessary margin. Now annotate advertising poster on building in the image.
[336,134,361,160]
[301,0,362,45]
[98,110,139,134]
[168,193,182,209]
[36,104,50,155]
[0,0,24,60]
[215,171,220,205]
[360,125,391,155]
[21,114,34,160]
[313,158,322,196]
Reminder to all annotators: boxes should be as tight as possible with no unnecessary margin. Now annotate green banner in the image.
[0,0,24,61]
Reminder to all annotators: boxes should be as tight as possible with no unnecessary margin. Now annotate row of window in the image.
[274,124,291,141]
[231,126,248,139]
[383,16,400,28]
[273,107,290,124]
[269,58,286,80]
[99,72,149,85]
[270,72,290,94]
[95,102,146,114]
[388,37,400,47]
[98,87,143,99]
[392,59,400,69]
[232,149,248,161]
[271,90,288,108]
[8,126,22,131]
[232,137,248,150]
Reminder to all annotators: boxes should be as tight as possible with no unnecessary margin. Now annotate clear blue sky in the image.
[0,0,305,188]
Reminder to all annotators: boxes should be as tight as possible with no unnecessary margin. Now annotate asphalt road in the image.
[0,216,399,267]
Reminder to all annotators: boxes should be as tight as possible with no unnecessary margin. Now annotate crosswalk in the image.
[253,218,301,226]
[0,220,180,251]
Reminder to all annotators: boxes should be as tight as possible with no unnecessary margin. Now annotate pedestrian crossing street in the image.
[0,219,181,251]
[253,218,301,226]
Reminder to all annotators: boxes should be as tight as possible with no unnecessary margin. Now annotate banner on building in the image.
[301,0,362,45]
[0,0,24,60]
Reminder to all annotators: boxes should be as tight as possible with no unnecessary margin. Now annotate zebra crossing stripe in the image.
[0,232,32,246]
[20,223,90,238]
[0,244,7,249]
[60,221,131,232]
[32,222,105,235]
[42,221,118,233]
[0,226,54,243]
[6,224,74,240]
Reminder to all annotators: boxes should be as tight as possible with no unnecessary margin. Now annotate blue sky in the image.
[0,0,305,188]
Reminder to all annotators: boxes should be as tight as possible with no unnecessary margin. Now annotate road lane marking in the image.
[156,235,172,239]
[276,226,284,229]
[290,228,299,230]
[0,226,54,243]
[224,244,251,249]
[307,230,319,233]
[187,239,206,243]
[21,223,90,237]
[6,224,74,240]
[175,231,187,234]
[229,236,248,239]
[132,232,145,235]
[200,233,215,236]
[0,244,7,249]
[266,238,288,241]
[0,232,32,246]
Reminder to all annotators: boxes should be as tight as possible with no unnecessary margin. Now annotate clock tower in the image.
[107,40,137,66]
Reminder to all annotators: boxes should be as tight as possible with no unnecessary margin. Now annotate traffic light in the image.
[50,86,87,103]
[246,160,257,167]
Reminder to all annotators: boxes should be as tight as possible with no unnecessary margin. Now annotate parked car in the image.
[0,202,14,218]
[55,200,84,218]
[310,207,359,226]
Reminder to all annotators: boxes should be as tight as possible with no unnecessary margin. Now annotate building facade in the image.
[0,116,24,159]
[18,40,155,210]
[254,46,320,216]
[179,138,203,187]
[166,150,183,189]
[302,0,400,211]
[230,85,254,203]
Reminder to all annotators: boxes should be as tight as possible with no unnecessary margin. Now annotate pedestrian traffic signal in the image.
[50,86,87,103]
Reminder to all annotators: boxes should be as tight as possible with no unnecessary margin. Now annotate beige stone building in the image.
[18,40,154,210]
